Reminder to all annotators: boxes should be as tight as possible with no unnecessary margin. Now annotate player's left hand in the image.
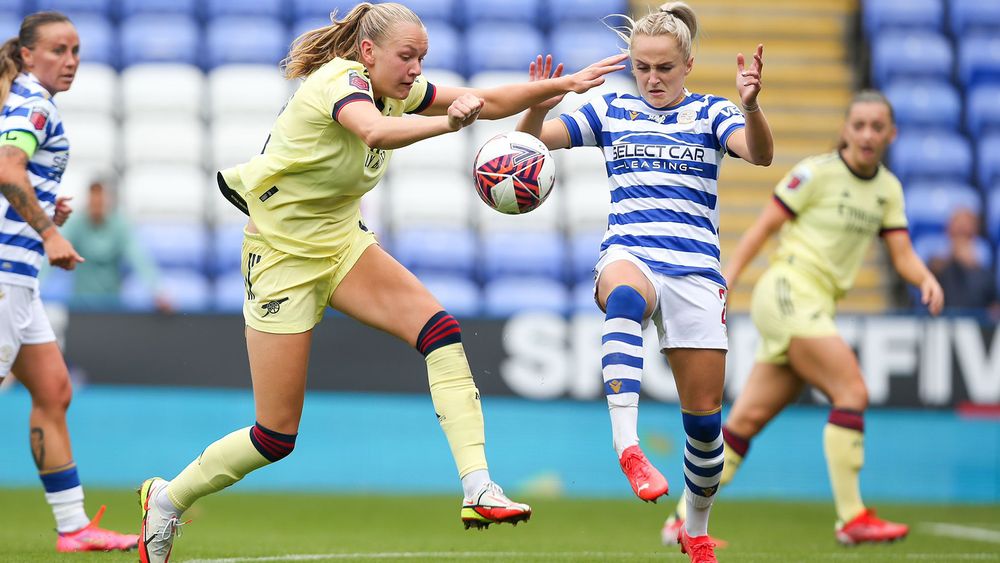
[528,54,566,110]
[736,44,764,109]
[920,275,944,316]
[53,195,72,226]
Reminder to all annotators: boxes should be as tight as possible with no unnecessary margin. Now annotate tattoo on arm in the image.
[0,182,53,235]
[30,427,44,469]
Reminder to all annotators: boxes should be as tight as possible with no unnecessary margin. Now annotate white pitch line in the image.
[921,522,1000,544]
[184,552,662,563]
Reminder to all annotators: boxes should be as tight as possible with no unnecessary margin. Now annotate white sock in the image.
[684,488,714,537]
[154,483,182,518]
[45,485,90,533]
[610,405,639,457]
[461,469,491,499]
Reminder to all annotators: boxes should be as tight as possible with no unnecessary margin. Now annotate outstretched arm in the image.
[723,197,790,286]
[516,55,572,150]
[725,44,773,166]
[337,93,484,149]
[883,230,944,315]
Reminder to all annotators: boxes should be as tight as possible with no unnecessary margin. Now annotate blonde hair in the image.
[608,2,699,60]
[283,2,422,79]
[0,11,71,103]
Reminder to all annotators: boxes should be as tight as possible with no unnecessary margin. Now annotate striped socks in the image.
[602,285,646,457]
[40,463,89,533]
[682,408,724,537]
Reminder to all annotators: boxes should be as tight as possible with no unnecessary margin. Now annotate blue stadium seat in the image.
[987,186,1000,243]
[863,0,943,36]
[458,0,542,27]
[571,280,599,313]
[950,0,1000,37]
[135,223,209,272]
[958,33,1000,88]
[423,20,462,75]
[389,228,477,279]
[0,12,18,41]
[209,223,245,276]
[483,276,569,317]
[122,268,211,312]
[913,233,993,268]
[890,131,973,184]
[72,15,115,67]
[405,0,461,25]
[967,85,1000,137]
[871,31,952,87]
[904,182,981,239]
[120,15,200,67]
[481,230,566,281]
[465,22,545,73]
[36,0,113,17]
[978,134,1000,188]
[291,0,359,20]
[547,0,627,24]
[40,268,73,305]
[291,17,328,42]
[205,0,285,19]
[419,274,482,317]
[0,1,25,15]
[884,80,960,132]
[551,22,626,73]
[119,0,198,18]
[569,230,603,282]
[206,16,287,68]
[212,270,246,312]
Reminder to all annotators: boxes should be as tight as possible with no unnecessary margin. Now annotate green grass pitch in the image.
[1,488,997,562]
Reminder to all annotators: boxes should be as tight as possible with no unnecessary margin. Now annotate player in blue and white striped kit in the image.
[0,11,136,553]
[518,3,772,561]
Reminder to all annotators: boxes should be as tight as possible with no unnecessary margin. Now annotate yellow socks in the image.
[824,409,866,523]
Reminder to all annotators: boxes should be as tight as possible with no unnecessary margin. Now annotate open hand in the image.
[528,54,566,110]
[736,44,764,109]
[566,52,628,94]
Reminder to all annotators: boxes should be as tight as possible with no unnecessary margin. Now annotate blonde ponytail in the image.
[607,1,699,60]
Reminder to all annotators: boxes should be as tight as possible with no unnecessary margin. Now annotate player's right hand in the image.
[566,52,628,94]
[41,229,84,270]
[447,93,484,131]
[528,54,566,110]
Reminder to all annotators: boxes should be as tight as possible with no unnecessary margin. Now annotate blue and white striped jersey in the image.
[559,90,745,287]
[0,73,69,289]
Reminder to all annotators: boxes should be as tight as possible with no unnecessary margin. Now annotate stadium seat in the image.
[464,22,545,73]
[40,267,73,305]
[958,33,1000,88]
[0,1,27,15]
[420,68,465,88]
[417,274,482,317]
[564,178,610,234]
[950,0,1000,37]
[389,227,477,279]
[483,276,570,317]
[569,230,604,282]
[458,0,542,27]
[120,15,200,68]
[208,172,252,225]
[206,16,288,68]
[978,134,1000,188]
[210,116,273,171]
[122,116,205,167]
[0,12,18,41]
[122,268,212,313]
[554,73,636,117]
[290,16,330,43]
[291,0,359,20]
[120,164,207,221]
[556,145,611,183]
[205,0,284,19]
[121,63,204,117]
[475,186,562,232]
[884,80,960,132]
[547,0,627,24]
[390,128,470,172]
[385,168,473,229]
[571,279,599,313]
[863,0,944,36]
[404,0,460,25]
[551,22,626,73]
[913,233,993,267]
[55,63,117,117]
[57,114,117,171]
[119,0,198,18]
[480,230,566,281]
[903,182,981,239]
[988,187,1000,243]
[422,20,462,75]
[890,131,973,184]
[209,222,245,276]
[208,64,289,118]
[967,85,1000,137]
[212,270,246,312]
[870,31,952,87]
[135,222,210,271]
[36,0,112,17]
[72,15,115,67]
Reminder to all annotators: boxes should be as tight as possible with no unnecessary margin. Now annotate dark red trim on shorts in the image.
[828,408,865,432]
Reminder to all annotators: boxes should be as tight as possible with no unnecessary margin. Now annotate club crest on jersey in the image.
[348,70,369,92]
[29,107,48,130]
[786,174,803,190]
[678,110,696,124]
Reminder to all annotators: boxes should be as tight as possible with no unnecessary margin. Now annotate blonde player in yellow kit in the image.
[662,90,944,547]
[134,3,627,562]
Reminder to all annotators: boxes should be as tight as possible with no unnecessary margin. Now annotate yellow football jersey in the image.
[769,151,908,297]
[222,57,435,257]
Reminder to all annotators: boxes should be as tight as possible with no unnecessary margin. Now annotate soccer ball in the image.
[473,131,555,214]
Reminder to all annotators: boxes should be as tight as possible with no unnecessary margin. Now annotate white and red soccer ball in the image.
[473,131,555,214]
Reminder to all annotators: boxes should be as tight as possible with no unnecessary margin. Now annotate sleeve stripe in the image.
[773,194,797,217]
[332,92,374,121]
[407,82,437,114]
[879,226,908,236]
[580,103,602,145]
[719,122,745,156]
[558,114,583,147]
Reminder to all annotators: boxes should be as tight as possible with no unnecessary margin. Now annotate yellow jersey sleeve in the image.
[773,159,818,216]
[328,63,376,121]
[880,173,909,234]
[402,75,437,114]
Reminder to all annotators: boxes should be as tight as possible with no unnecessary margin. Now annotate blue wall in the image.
[0,385,996,502]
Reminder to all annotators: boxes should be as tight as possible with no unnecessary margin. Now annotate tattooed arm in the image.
[0,146,83,270]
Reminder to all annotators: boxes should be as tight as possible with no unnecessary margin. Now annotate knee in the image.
[730,405,772,438]
[249,422,296,462]
[833,378,868,411]
[31,373,72,414]
[681,409,722,442]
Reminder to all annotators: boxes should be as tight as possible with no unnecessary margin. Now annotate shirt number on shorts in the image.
[719,288,728,325]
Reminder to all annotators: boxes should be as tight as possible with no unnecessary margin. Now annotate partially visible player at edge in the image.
[0,10,138,553]
[517,2,772,562]
[136,3,627,562]
[661,90,943,547]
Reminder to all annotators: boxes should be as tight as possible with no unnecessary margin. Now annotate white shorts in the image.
[0,283,56,375]
[595,249,728,351]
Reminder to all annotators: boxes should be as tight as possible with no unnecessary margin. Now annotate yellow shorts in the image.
[750,265,838,364]
[241,224,377,334]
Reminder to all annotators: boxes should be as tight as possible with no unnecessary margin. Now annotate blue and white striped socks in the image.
[682,408,724,537]
[602,285,646,457]
[40,463,89,533]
